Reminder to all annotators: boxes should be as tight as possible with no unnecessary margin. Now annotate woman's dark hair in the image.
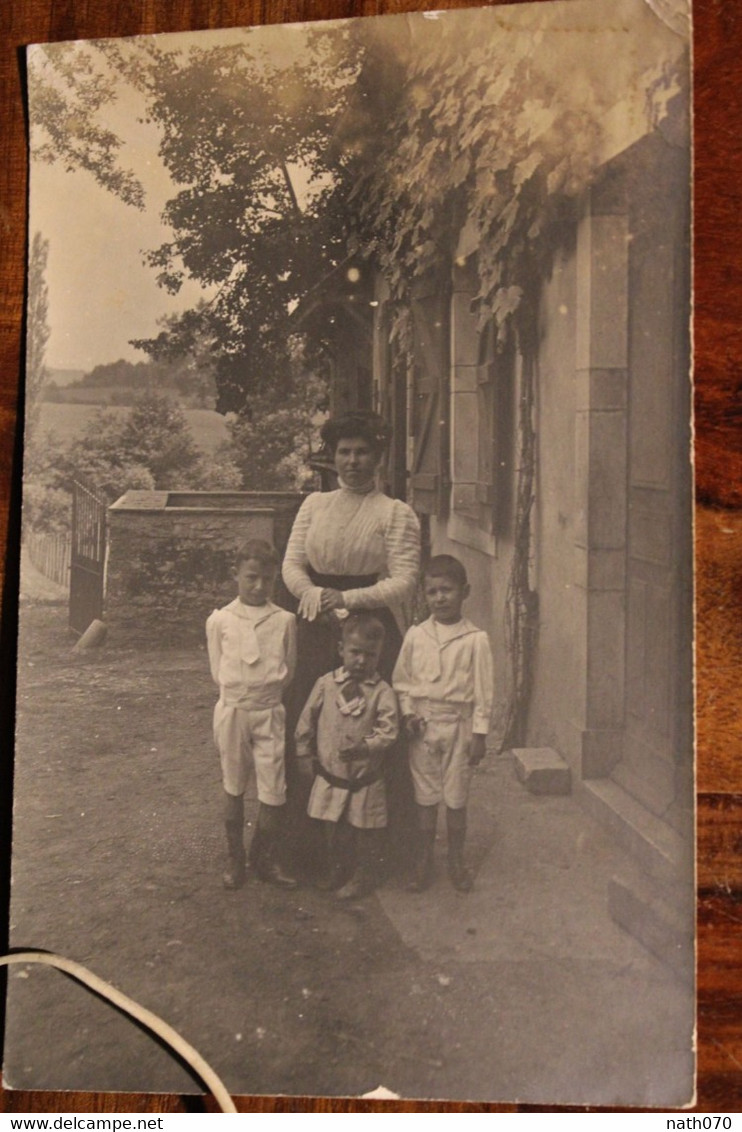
[320,410,391,459]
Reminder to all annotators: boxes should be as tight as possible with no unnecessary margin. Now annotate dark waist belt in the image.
[313,758,382,793]
[308,569,379,591]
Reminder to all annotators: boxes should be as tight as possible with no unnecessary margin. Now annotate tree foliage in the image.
[224,368,327,491]
[27,6,686,405]
[49,393,240,504]
[28,30,361,413]
[25,232,51,442]
[346,5,687,347]
[27,43,145,208]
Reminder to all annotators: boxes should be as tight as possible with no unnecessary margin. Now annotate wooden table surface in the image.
[1,0,741,1114]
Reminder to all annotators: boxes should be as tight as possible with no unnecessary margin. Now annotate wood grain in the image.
[1,0,741,1114]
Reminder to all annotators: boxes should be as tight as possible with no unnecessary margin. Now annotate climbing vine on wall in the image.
[343,7,687,746]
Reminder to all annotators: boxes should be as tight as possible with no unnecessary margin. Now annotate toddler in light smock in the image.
[295,612,399,900]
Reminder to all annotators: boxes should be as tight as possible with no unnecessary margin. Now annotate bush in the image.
[61,393,241,499]
[225,376,326,491]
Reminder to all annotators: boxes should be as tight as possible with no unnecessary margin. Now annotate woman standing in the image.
[282,409,421,705]
[282,410,421,880]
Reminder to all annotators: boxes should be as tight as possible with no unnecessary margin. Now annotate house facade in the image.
[320,77,692,964]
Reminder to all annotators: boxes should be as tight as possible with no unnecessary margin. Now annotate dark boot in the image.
[246,824,263,874]
[222,792,246,890]
[336,828,381,901]
[255,803,298,889]
[406,827,436,893]
[315,822,346,891]
[447,811,473,893]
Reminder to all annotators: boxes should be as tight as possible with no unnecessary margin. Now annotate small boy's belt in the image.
[312,759,382,793]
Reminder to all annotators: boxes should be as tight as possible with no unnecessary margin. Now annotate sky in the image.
[30,161,207,375]
[25,1,684,375]
[26,21,323,374]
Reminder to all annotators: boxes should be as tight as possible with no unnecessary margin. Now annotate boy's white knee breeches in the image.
[407,699,474,809]
[213,701,286,805]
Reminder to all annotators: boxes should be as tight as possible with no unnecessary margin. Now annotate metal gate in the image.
[69,480,107,636]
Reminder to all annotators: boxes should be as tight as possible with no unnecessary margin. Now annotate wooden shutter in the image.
[410,277,450,516]
[475,324,514,533]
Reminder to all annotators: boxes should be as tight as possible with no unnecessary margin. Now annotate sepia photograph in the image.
[5,0,694,1107]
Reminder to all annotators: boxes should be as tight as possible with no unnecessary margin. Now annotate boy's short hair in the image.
[422,554,468,588]
[341,611,386,646]
[234,538,279,571]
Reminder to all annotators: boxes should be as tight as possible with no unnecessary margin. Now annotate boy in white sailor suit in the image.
[206,538,297,891]
[393,555,494,892]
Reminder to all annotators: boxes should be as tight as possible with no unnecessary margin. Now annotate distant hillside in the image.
[47,368,86,387]
[37,401,229,454]
[42,357,217,409]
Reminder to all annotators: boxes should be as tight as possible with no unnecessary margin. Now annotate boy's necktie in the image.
[338,678,365,716]
[239,622,260,665]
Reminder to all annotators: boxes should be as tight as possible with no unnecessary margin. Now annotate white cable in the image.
[0,951,237,1113]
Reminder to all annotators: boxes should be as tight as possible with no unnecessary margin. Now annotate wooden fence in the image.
[25,531,71,590]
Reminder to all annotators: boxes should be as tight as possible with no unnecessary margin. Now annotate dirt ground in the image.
[5,603,515,1102]
[4,594,694,1107]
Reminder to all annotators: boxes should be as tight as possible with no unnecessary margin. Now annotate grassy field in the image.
[37,401,230,454]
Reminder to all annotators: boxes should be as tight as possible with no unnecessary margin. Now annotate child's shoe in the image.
[447,845,473,892]
[335,871,374,901]
[256,836,298,889]
[223,819,246,890]
[223,860,246,890]
[315,857,346,891]
[335,829,379,900]
[406,831,435,892]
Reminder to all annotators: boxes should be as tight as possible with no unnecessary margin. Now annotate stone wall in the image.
[105,491,303,648]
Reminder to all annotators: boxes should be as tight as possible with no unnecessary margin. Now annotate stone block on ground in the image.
[72,619,107,651]
[512,747,572,795]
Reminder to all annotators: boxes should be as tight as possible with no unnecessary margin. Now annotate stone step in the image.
[512,747,572,795]
[581,776,691,885]
[608,873,694,982]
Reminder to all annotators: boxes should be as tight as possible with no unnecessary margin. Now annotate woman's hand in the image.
[320,588,346,612]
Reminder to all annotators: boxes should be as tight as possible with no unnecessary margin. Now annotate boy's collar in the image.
[228,598,279,621]
[421,616,477,642]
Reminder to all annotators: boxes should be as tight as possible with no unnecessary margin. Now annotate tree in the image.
[26,7,686,408]
[28,29,361,413]
[60,393,241,500]
[27,42,145,208]
[224,368,327,491]
[25,232,51,443]
[129,301,219,407]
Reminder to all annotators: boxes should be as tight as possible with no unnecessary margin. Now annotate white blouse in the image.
[281,484,421,621]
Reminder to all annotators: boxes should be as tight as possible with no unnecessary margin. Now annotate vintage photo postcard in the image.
[6,0,694,1106]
